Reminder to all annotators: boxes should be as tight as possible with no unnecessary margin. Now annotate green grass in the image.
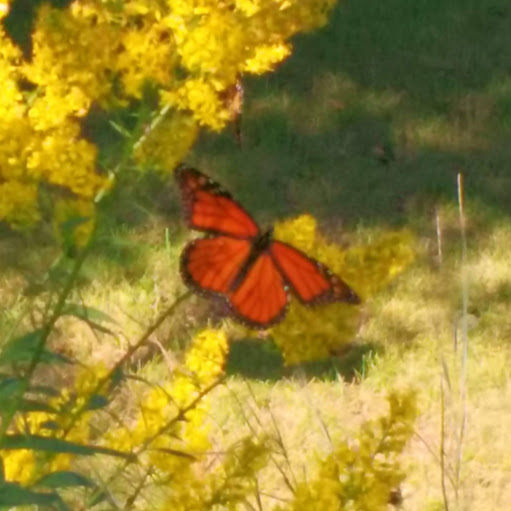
[3,0,511,509]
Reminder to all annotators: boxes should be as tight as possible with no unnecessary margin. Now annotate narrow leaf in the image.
[34,471,96,489]
[0,482,63,506]
[30,384,61,397]
[0,434,135,461]
[0,330,71,365]
[153,447,197,460]
[16,399,57,413]
[85,394,109,410]
[0,377,23,399]
[61,304,115,325]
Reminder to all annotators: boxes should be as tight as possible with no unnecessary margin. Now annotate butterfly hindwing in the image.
[175,167,259,238]
[270,240,360,305]
[228,252,288,328]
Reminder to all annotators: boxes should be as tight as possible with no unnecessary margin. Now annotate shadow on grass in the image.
[225,338,380,382]
[193,0,511,229]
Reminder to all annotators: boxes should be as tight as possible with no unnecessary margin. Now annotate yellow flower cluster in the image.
[0,17,107,228]
[270,215,415,365]
[106,328,227,470]
[0,2,9,20]
[159,436,269,511]
[1,0,338,228]
[103,328,271,511]
[0,365,104,484]
[278,391,417,511]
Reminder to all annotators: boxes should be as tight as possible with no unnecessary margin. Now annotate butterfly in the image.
[175,166,360,329]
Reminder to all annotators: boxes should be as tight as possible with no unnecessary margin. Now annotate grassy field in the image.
[2,0,511,509]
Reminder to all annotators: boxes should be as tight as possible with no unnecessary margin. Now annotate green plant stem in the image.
[0,245,90,441]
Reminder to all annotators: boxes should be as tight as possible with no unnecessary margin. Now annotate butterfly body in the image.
[176,166,360,329]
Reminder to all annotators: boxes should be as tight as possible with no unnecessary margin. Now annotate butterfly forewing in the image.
[181,236,252,295]
[228,253,288,327]
[270,241,360,305]
[176,167,259,238]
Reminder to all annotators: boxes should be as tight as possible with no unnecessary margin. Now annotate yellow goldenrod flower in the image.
[270,215,414,365]
[0,1,9,20]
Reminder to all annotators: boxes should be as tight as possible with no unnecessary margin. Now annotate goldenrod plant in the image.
[0,0,337,228]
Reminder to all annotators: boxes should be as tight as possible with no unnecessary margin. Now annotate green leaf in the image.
[34,471,96,489]
[0,482,65,507]
[30,383,61,397]
[22,281,47,297]
[85,394,109,410]
[110,367,125,389]
[61,304,115,325]
[87,487,109,507]
[0,378,59,418]
[0,330,71,365]
[0,434,136,461]
[60,215,90,233]
[153,447,197,460]
[16,399,56,413]
[0,377,23,399]
[0,377,59,405]
[61,304,117,335]
[39,420,60,432]
[47,259,74,284]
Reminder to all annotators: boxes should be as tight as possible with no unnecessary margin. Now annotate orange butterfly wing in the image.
[228,252,288,327]
[175,166,259,238]
[270,240,360,305]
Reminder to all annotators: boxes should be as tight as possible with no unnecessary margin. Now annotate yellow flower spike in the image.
[342,230,416,299]
[280,391,417,511]
[272,300,360,365]
[271,215,414,365]
[163,78,233,131]
[0,1,9,19]
[1,449,36,484]
[273,213,318,253]
[184,328,228,385]
[244,42,291,74]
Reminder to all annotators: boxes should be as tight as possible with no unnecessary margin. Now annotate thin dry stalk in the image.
[454,172,469,508]
[435,207,443,266]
